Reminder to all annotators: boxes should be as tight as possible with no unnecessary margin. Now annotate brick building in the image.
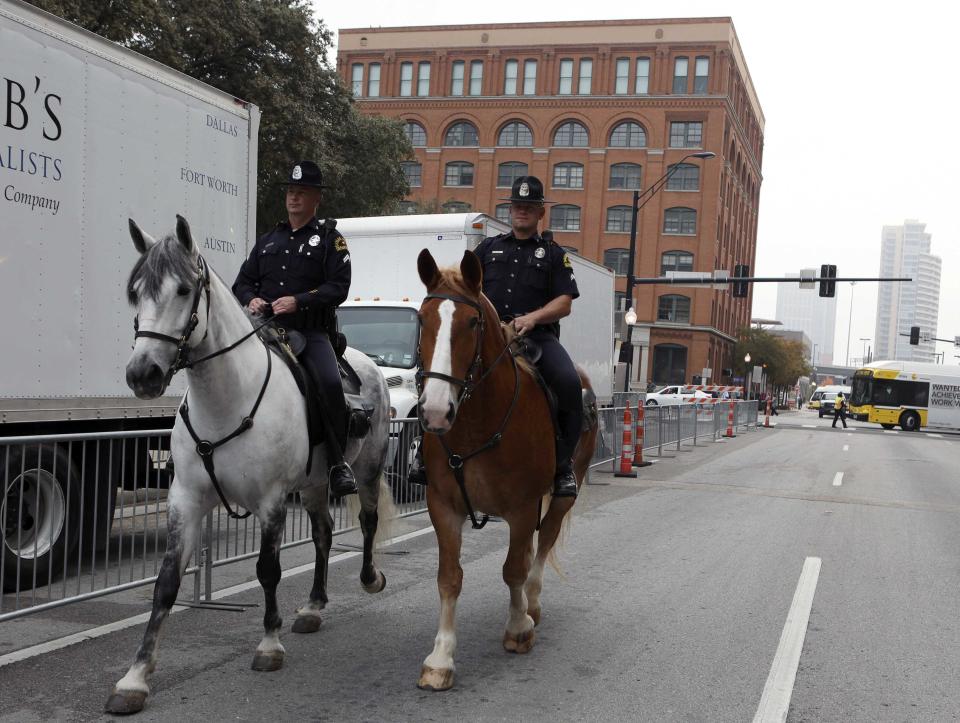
[337,18,763,387]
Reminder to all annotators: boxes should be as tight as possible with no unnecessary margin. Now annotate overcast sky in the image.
[312,0,957,366]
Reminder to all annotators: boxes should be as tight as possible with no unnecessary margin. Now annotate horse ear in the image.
[129,219,155,255]
[460,250,482,293]
[175,214,195,254]
[417,249,440,290]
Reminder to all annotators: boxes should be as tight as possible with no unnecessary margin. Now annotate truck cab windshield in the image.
[338,307,419,369]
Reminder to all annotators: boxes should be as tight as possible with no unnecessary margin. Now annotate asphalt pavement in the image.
[2,408,960,722]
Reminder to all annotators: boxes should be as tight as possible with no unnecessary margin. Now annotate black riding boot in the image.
[408,447,428,486]
[321,409,357,498]
[553,459,578,498]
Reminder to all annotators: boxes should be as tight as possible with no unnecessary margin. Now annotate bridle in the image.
[416,292,523,529]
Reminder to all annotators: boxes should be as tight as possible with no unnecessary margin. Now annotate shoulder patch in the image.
[334,235,348,252]
[563,253,572,269]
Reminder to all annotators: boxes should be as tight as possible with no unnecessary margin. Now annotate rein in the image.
[417,292,523,529]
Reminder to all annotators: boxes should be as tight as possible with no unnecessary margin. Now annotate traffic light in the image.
[732,264,749,297]
[819,264,837,297]
[909,326,920,345]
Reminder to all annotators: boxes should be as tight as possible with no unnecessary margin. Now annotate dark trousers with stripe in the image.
[530,331,582,474]
[300,330,349,451]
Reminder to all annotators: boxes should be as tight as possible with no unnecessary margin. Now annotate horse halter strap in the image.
[417,292,523,530]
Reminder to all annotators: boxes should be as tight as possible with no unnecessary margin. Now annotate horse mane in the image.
[127,234,196,304]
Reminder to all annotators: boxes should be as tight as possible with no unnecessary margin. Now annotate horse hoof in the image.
[105,689,147,715]
[291,615,322,634]
[417,665,454,691]
[503,628,535,654]
[528,607,541,627]
[362,571,387,594]
[251,652,284,672]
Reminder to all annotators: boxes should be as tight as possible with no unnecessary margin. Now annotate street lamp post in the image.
[744,352,752,398]
[622,151,716,391]
[859,337,871,366]
[845,281,856,366]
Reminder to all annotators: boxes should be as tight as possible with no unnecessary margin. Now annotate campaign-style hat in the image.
[279,160,326,188]
[499,175,552,204]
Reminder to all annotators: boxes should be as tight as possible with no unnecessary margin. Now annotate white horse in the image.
[106,216,392,714]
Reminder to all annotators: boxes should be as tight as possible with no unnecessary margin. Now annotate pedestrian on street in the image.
[831,391,848,429]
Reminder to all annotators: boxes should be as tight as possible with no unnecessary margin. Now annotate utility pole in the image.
[845,281,856,366]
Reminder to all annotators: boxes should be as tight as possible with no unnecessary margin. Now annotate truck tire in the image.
[2,445,81,593]
[899,411,920,432]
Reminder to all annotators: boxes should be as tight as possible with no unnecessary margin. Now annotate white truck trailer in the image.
[1,0,259,585]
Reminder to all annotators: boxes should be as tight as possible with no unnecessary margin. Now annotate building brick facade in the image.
[337,17,763,387]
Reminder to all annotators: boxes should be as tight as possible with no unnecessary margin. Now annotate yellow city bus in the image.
[849,361,960,432]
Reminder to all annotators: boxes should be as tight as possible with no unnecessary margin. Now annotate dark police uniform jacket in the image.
[232,217,351,331]
[473,231,579,335]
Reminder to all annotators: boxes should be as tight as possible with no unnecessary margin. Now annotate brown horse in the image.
[415,249,598,691]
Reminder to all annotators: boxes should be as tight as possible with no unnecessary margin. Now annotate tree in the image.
[27,0,412,230]
[733,327,811,400]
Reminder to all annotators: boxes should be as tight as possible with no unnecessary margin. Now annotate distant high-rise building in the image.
[775,275,837,365]
[874,220,941,362]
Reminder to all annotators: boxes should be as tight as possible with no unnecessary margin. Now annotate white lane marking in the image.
[842,444,849,452]
[832,472,843,487]
[883,430,898,435]
[802,425,817,429]
[928,433,942,438]
[0,523,436,669]
[753,557,822,723]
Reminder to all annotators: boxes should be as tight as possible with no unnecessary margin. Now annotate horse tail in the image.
[374,474,397,548]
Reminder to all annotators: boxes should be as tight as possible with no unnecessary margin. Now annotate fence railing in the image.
[1,401,760,621]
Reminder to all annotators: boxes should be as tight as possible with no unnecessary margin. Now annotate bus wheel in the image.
[880,423,895,430]
[899,412,920,432]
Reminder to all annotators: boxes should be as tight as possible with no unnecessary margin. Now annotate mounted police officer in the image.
[475,176,581,498]
[232,160,357,498]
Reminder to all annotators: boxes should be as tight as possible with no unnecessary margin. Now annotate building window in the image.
[367,63,380,97]
[417,62,431,96]
[400,161,422,187]
[558,58,574,95]
[578,58,593,94]
[653,343,687,384]
[609,162,642,190]
[550,204,581,231]
[605,206,633,233]
[553,162,584,188]
[669,121,703,148]
[444,121,479,146]
[450,60,465,96]
[495,203,511,224]
[663,207,697,235]
[443,201,471,213]
[636,58,650,94]
[609,121,646,148]
[497,161,528,187]
[398,201,418,214]
[553,121,589,147]
[399,62,413,97]
[673,57,689,94]
[657,295,691,323]
[661,250,694,273]
[403,121,427,147]
[603,248,630,275]
[615,57,629,94]
[469,60,483,95]
[498,120,532,146]
[504,59,518,95]
[444,161,474,186]
[523,59,537,95]
[351,64,363,97]
[666,163,700,190]
[694,56,709,94]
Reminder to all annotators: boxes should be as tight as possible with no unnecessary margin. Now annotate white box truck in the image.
[1,0,259,584]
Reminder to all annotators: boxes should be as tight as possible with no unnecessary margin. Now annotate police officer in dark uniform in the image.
[232,160,357,498]
[474,176,581,498]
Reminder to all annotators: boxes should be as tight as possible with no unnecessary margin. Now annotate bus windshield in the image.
[851,377,871,406]
[338,306,419,369]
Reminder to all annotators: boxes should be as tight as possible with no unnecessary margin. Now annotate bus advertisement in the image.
[849,361,960,432]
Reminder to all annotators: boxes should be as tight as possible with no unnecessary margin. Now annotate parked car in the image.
[644,386,711,406]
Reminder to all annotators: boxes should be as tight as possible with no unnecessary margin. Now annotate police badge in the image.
[292,165,303,180]
[534,247,546,259]
[308,235,321,247]
[519,182,530,197]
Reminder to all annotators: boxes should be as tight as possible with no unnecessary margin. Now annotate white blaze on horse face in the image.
[420,299,458,433]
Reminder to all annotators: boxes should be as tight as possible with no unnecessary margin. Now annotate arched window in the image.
[497,161,528,187]
[609,163,642,190]
[653,343,688,384]
[403,121,427,147]
[553,121,589,147]
[400,161,422,187]
[553,162,584,188]
[550,204,581,231]
[498,121,533,146]
[666,163,700,191]
[444,121,479,146]
[603,248,630,275]
[609,121,646,148]
[495,203,511,224]
[444,161,474,186]
[443,201,472,213]
[663,207,697,235]
[605,206,632,233]
[661,250,694,274]
[657,295,691,324]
